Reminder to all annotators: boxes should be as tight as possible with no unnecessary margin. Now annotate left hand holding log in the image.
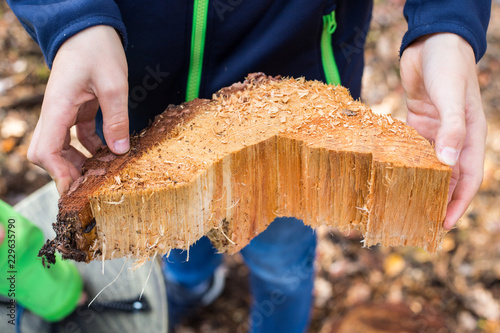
[400,32,486,230]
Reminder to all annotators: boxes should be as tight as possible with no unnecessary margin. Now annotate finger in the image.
[444,140,485,229]
[421,43,471,167]
[430,79,467,167]
[76,119,103,155]
[400,46,427,100]
[444,173,481,230]
[443,108,486,229]
[31,94,81,194]
[60,121,88,174]
[0,224,5,245]
[406,104,440,141]
[28,113,75,194]
[447,164,460,203]
[53,160,80,196]
[95,74,130,155]
[62,145,88,172]
[76,99,103,155]
[27,112,43,165]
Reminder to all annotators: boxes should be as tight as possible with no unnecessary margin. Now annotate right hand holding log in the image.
[400,33,486,230]
[28,25,130,195]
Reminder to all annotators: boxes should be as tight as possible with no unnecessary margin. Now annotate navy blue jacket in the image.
[7,0,491,134]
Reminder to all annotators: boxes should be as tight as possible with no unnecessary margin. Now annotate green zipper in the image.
[186,0,210,101]
[321,11,341,85]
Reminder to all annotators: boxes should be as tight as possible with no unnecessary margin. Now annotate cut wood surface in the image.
[39,73,451,265]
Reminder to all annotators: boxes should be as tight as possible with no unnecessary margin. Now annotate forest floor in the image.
[1,1,500,332]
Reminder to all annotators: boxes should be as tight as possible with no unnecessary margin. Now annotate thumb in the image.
[435,105,466,167]
[429,73,467,166]
[421,36,468,167]
[97,80,130,155]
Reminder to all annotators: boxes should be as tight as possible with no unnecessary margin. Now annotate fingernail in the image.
[440,147,459,166]
[114,138,130,154]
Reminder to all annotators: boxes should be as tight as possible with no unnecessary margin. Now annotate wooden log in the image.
[39,73,451,265]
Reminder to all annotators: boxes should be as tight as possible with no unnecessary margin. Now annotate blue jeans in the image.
[163,217,316,333]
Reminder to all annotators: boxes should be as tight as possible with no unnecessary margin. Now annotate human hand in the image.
[400,33,486,230]
[0,224,4,245]
[27,25,130,195]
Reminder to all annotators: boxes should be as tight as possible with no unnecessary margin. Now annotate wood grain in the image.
[39,73,451,264]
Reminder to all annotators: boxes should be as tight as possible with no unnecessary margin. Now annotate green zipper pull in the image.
[321,10,341,86]
[186,0,210,102]
[324,11,337,34]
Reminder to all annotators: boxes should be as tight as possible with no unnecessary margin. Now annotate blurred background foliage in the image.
[1,1,500,332]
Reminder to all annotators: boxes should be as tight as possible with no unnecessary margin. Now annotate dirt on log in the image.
[39,73,451,265]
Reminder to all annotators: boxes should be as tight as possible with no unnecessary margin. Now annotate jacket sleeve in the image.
[0,200,83,322]
[6,0,127,68]
[400,0,491,62]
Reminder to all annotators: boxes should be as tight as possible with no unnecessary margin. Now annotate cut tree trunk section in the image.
[39,73,451,265]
